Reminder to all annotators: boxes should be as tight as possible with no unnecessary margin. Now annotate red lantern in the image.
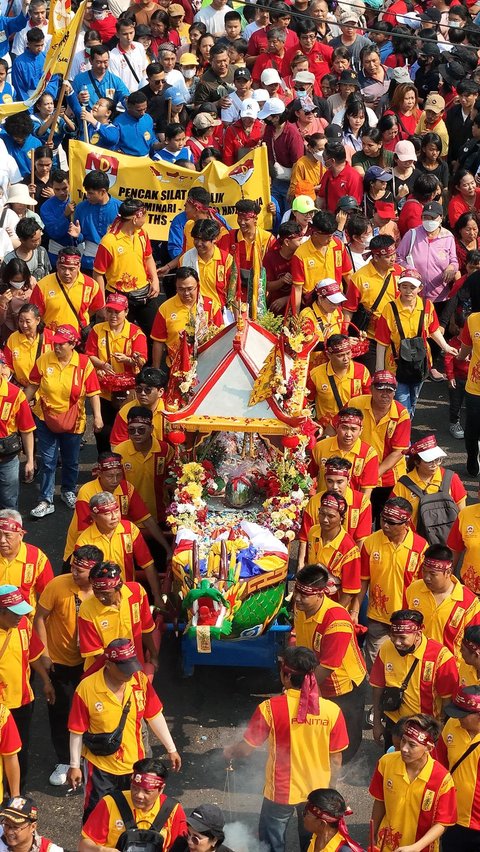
[168,430,186,446]
[282,435,299,450]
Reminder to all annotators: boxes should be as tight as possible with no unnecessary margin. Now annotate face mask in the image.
[397,644,416,656]
[312,150,324,163]
[422,218,441,232]
[10,280,25,289]
[449,20,461,27]
[85,46,91,55]
[295,87,306,95]
[93,10,106,19]
[182,68,196,79]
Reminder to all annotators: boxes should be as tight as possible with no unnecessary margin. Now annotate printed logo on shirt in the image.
[0,403,11,421]
[170,313,177,320]
[386,778,393,790]
[412,598,420,607]
[321,384,328,392]
[24,564,34,584]
[446,732,454,744]
[100,620,109,629]
[20,629,28,650]
[47,367,54,375]
[115,821,124,829]
[95,702,104,712]
[48,290,56,297]
[124,463,132,471]
[156,456,165,475]
[466,525,475,535]
[422,661,434,682]
[422,790,435,811]
[362,282,370,290]
[134,688,145,711]
[120,496,128,515]
[118,247,124,254]
[450,608,464,628]
[132,602,140,623]
[12,349,19,360]
[91,133,100,144]
[307,259,315,267]
[144,132,151,142]
[313,631,322,652]
[123,534,132,554]
[372,551,380,561]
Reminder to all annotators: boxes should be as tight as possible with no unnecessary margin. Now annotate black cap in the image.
[419,41,440,57]
[438,59,467,86]
[324,124,342,141]
[419,7,441,22]
[451,45,479,70]
[422,200,443,217]
[187,805,225,839]
[0,799,38,825]
[337,195,360,211]
[92,0,109,9]
[234,67,251,81]
[338,69,359,86]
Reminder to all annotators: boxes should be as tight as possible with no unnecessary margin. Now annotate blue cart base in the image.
[181,623,291,677]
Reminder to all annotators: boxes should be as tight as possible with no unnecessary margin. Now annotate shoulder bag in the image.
[350,272,392,332]
[381,657,419,713]
[83,697,132,756]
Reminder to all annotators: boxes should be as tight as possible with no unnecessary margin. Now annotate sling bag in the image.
[122,51,140,85]
[83,697,131,756]
[55,275,92,348]
[350,272,392,332]
[390,302,427,384]
[450,739,480,774]
[328,373,344,413]
[88,70,104,102]
[381,657,419,713]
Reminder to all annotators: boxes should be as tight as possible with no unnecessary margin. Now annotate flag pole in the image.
[47,2,86,145]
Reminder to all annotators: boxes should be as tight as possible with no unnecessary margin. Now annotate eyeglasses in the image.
[1,821,31,834]
[127,425,148,435]
[187,832,211,845]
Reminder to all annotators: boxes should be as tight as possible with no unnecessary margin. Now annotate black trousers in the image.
[449,378,466,424]
[370,486,392,530]
[10,702,34,793]
[126,294,163,339]
[48,663,84,765]
[94,397,119,455]
[465,391,480,470]
[329,677,367,763]
[442,824,480,852]
[83,761,132,823]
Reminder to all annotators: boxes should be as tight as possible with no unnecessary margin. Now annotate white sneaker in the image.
[49,764,69,786]
[30,501,54,519]
[61,491,76,509]
[449,422,464,440]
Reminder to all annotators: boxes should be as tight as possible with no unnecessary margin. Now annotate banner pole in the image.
[47,2,86,144]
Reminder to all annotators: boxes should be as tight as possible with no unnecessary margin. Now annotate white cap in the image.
[240,98,259,119]
[257,97,286,120]
[418,445,447,462]
[294,70,315,85]
[252,89,268,102]
[261,68,282,86]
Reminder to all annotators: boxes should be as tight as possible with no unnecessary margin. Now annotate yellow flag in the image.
[48,0,72,35]
[0,0,86,118]
[249,347,277,407]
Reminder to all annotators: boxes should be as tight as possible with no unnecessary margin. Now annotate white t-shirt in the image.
[109,42,148,91]
[69,49,92,81]
[12,21,51,56]
[193,4,228,37]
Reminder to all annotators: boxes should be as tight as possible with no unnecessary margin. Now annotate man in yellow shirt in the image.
[111,368,167,446]
[0,510,53,614]
[299,278,345,347]
[116,407,173,524]
[30,249,105,338]
[34,545,103,787]
[180,219,233,307]
[309,334,371,429]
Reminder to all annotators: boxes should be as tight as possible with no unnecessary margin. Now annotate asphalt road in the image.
[20,378,476,852]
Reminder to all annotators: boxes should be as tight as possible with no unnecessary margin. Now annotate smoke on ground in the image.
[224,821,269,852]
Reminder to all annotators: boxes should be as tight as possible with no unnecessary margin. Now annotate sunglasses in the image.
[127,425,149,435]
[136,385,155,394]
[187,832,211,845]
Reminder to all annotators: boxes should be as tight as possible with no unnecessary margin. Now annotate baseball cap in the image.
[187,805,225,838]
[53,324,81,345]
[394,140,417,162]
[324,124,342,141]
[0,585,32,616]
[424,93,445,114]
[239,98,259,119]
[261,68,281,87]
[257,97,285,120]
[375,200,396,218]
[179,52,199,66]
[399,268,423,288]
[292,195,315,214]
[409,434,446,462]
[390,67,412,85]
[0,798,38,825]
[192,112,221,129]
[338,69,359,86]
[92,0,108,9]
[419,7,441,22]
[445,686,480,718]
[169,88,187,106]
[337,195,361,211]
[105,293,129,312]
[423,200,443,218]
[365,166,393,183]
[168,3,184,15]
[372,370,397,389]
[315,278,346,304]
[252,89,268,103]
[104,638,142,675]
[339,9,360,23]
[419,41,440,58]
[293,70,315,86]
[438,60,466,87]
[234,66,251,81]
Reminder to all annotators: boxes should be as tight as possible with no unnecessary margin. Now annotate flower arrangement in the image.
[257,438,314,542]
[166,459,225,533]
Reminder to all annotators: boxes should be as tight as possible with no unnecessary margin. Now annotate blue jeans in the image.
[270,179,290,219]
[0,454,20,509]
[258,797,311,852]
[395,381,423,418]
[35,417,83,503]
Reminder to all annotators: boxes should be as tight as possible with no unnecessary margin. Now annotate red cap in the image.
[375,200,396,218]
[408,434,446,462]
[372,370,397,388]
[445,687,480,717]
[106,293,129,312]
[53,324,80,344]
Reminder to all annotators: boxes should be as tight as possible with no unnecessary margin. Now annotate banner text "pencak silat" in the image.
[68,141,272,241]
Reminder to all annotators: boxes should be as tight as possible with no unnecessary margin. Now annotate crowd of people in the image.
[1,0,480,851]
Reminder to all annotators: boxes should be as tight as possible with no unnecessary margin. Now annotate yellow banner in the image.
[68,141,273,241]
[48,0,72,36]
[0,1,86,118]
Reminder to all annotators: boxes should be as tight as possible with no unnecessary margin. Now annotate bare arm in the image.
[24,382,39,402]
[151,341,165,370]
[297,540,307,572]
[293,284,302,314]
[457,343,472,361]
[89,394,103,431]
[33,604,52,667]
[372,685,385,745]
[224,739,255,761]
[79,838,117,852]
[93,271,105,297]
[329,751,342,787]
[141,517,173,559]
[396,823,446,852]
[20,430,34,482]
[142,631,159,669]
[3,753,20,797]
[143,563,162,609]
[146,255,159,298]
[378,449,404,478]
[451,549,462,570]
[371,799,386,841]
[376,343,387,372]
[148,711,181,770]
[339,592,353,610]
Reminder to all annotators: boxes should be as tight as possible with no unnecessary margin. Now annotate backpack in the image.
[390,302,428,384]
[398,468,459,545]
[110,790,177,852]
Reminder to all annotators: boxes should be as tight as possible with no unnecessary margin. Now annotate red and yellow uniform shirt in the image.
[460,312,480,396]
[243,689,348,805]
[64,477,150,561]
[85,321,148,401]
[361,528,427,624]
[78,582,155,669]
[447,505,480,595]
[68,667,162,774]
[312,436,379,493]
[376,296,439,373]
[183,218,228,254]
[299,304,343,347]
[306,832,352,852]
[392,467,466,528]
[4,328,55,388]
[437,718,480,830]
[292,236,352,299]
[29,351,100,435]
[306,526,361,596]
[0,542,53,613]
[0,617,43,709]
[370,635,459,722]
[75,520,153,583]
[345,261,400,339]
[299,486,372,543]
[369,751,456,852]
[0,378,34,437]
[111,398,165,446]
[30,273,104,333]
[82,790,187,850]
[406,577,480,662]
[309,361,371,426]
[116,437,173,523]
[0,703,21,802]
[294,596,366,697]
[351,394,410,488]
[150,293,223,366]
[38,574,92,668]
[179,246,232,307]
[458,659,478,688]
[94,228,152,294]
[217,227,274,274]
